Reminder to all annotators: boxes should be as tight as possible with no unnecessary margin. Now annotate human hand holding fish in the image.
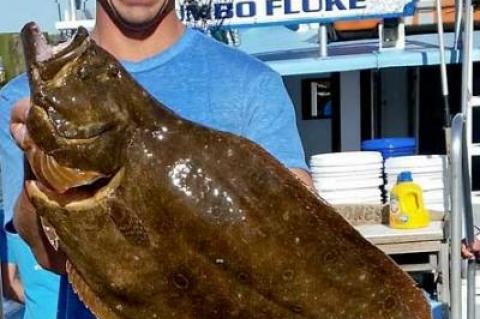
[10,97,31,151]
[461,226,480,260]
[10,98,68,275]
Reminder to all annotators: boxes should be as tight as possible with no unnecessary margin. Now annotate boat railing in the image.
[450,113,477,319]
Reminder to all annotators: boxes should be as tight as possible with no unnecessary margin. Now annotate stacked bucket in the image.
[310,138,448,211]
[361,138,416,159]
[310,151,384,205]
[384,155,448,212]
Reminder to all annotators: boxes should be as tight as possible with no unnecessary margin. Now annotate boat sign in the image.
[177,0,418,28]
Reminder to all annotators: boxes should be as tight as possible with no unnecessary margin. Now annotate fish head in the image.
[22,23,133,184]
[22,23,132,193]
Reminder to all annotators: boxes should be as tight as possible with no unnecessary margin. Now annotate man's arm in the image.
[243,71,311,188]
[1,262,25,303]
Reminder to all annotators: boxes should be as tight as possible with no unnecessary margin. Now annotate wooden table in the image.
[355,221,449,304]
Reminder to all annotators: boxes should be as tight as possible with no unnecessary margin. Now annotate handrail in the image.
[462,123,477,319]
[450,113,477,319]
[456,0,477,314]
[450,113,464,319]
[461,3,474,116]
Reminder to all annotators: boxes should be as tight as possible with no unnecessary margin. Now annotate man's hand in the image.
[10,98,32,151]
[13,189,67,274]
[10,98,67,275]
[461,236,480,260]
[290,168,314,190]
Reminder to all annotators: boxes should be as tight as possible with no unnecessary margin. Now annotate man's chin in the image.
[99,0,174,37]
[119,15,160,26]
[121,0,159,6]
[116,15,165,35]
[109,0,169,23]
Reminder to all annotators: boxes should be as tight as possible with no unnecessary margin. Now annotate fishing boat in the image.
[1,1,479,318]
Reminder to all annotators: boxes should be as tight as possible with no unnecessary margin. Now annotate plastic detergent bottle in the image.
[389,171,430,229]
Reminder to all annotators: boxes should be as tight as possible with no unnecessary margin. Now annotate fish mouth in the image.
[22,22,89,75]
[22,23,126,199]
[26,104,116,193]
[22,22,112,143]
[22,23,110,141]
[26,167,124,209]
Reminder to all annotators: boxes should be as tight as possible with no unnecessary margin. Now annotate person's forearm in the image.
[290,168,315,190]
[13,189,67,275]
[1,262,25,304]
[8,274,25,304]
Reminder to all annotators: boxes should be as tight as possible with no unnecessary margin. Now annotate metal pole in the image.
[435,0,450,118]
[319,25,328,58]
[436,0,452,157]
[69,0,77,21]
[461,3,473,116]
[454,0,464,49]
[457,0,476,317]
[466,5,475,174]
[54,0,62,21]
[450,113,464,319]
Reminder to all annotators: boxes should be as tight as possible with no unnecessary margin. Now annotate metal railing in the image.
[450,113,476,319]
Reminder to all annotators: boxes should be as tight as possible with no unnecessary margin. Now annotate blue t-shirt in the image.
[0,28,307,319]
[0,73,61,319]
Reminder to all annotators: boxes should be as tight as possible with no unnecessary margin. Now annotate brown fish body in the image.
[21,23,431,319]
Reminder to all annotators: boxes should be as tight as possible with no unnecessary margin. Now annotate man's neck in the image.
[91,7,186,62]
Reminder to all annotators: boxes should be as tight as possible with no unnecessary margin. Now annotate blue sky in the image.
[0,1,96,34]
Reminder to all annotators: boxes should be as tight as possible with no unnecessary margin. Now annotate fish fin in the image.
[107,199,150,247]
[67,261,121,319]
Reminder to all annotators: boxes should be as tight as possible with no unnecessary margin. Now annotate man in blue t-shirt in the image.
[0,35,61,319]
[1,92,61,319]
[5,1,313,318]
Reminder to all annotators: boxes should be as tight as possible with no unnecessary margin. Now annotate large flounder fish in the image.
[21,22,431,319]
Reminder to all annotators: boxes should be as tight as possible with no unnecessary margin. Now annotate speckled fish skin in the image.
[21,22,431,319]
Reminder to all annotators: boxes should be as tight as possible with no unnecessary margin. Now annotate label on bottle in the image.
[390,194,399,214]
[390,193,408,225]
